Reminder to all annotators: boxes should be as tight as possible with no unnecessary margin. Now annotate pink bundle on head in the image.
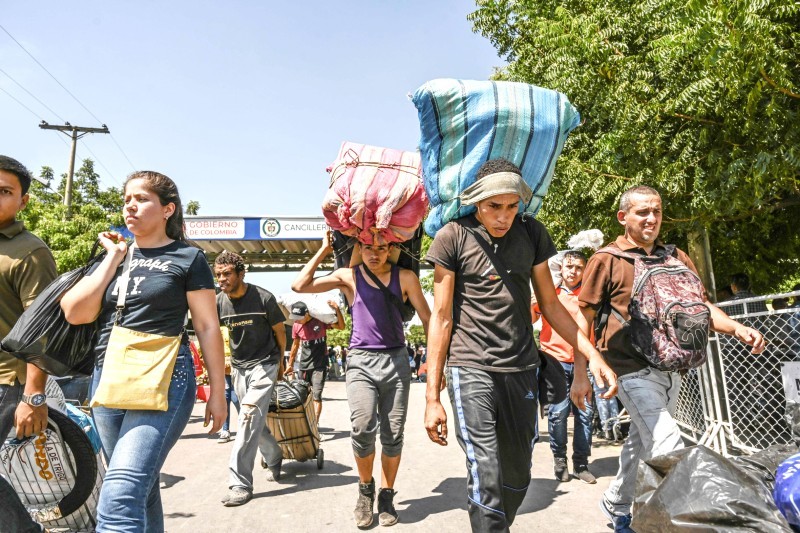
[322,142,428,245]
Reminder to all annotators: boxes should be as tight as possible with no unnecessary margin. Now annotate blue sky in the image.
[1,1,503,293]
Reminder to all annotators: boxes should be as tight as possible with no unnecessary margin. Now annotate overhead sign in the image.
[185,218,245,240]
[259,218,327,240]
[183,216,327,241]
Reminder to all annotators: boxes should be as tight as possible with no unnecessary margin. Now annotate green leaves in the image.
[471,0,799,291]
[20,158,123,273]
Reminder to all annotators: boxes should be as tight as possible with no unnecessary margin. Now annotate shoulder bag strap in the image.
[114,242,136,325]
[465,226,533,336]
[361,264,407,316]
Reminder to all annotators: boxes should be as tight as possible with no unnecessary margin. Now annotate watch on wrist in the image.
[22,393,47,407]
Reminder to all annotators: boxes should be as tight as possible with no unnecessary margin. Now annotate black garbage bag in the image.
[269,379,311,412]
[0,246,104,377]
[634,445,794,532]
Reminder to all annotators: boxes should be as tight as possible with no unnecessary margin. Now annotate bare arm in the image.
[329,300,346,330]
[61,232,127,324]
[291,231,354,302]
[272,322,287,380]
[401,270,431,336]
[708,302,766,353]
[287,337,300,374]
[424,265,454,446]
[14,364,48,438]
[188,289,226,434]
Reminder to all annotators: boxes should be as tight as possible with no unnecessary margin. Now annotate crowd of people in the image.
[0,152,779,533]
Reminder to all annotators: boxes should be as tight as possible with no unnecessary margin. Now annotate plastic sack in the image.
[269,379,311,412]
[775,452,800,529]
[634,445,794,532]
[412,79,581,237]
[1,247,104,377]
[276,293,340,324]
[322,141,428,244]
[1,408,101,530]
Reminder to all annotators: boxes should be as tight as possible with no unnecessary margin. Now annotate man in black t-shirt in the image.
[424,159,614,533]
[215,252,287,507]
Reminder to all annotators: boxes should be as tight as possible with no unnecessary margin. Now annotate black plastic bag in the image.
[1,245,104,377]
[634,445,794,532]
[269,379,311,412]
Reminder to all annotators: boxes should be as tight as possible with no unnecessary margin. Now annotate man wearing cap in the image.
[214,251,286,507]
[424,159,616,533]
[286,300,345,423]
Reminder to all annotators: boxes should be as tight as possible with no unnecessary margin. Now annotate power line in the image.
[0,84,45,120]
[0,23,104,125]
[80,138,123,187]
[0,66,65,122]
[109,134,136,172]
[1,24,138,175]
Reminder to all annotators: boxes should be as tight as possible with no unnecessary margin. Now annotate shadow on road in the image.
[588,456,619,478]
[397,476,468,523]
[253,460,359,499]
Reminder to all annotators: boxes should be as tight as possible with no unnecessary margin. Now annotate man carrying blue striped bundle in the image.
[423,159,616,532]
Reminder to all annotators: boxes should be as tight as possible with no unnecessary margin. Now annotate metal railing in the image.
[674,291,800,456]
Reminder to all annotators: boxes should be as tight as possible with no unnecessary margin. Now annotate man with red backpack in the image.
[573,185,765,533]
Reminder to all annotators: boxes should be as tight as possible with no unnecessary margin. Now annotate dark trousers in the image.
[0,381,42,533]
[447,366,538,533]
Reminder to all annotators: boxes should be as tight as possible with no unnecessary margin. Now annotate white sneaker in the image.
[217,430,231,443]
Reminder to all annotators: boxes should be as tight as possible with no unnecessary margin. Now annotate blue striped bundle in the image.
[412,79,581,237]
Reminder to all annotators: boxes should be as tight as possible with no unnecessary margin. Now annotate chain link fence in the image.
[674,291,800,456]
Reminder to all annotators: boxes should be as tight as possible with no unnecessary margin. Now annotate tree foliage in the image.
[20,159,123,273]
[470,0,799,292]
[326,314,352,348]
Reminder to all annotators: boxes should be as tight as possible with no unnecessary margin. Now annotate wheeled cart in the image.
[264,381,324,469]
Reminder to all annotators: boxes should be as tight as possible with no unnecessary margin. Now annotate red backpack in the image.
[596,244,711,371]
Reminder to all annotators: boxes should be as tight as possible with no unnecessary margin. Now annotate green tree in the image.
[405,324,426,346]
[186,200,201,215]
[470,0,799,292]
[326,314,352,348]
[21,159,124,273]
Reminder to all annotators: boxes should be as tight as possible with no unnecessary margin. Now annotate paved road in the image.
[161,379,620,532]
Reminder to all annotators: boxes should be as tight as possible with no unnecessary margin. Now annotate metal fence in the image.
[674,291,800,456]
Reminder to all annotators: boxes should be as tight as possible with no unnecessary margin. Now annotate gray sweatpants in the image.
[346,347,412,458]
[228,362,283,491]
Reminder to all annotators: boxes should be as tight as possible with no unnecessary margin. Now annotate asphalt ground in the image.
[161,378,622,532]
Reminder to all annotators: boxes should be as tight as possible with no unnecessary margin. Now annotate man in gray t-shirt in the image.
[424,159,615,533]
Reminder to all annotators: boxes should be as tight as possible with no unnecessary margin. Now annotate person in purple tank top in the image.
[293,231,430,529]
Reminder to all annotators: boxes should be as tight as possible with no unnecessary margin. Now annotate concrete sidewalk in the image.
[161,379,620,532]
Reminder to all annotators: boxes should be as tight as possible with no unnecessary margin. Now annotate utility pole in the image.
[39,121,110,218]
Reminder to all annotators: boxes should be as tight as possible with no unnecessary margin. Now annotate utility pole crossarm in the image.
[38,121,111,218]
[39,121,110,134]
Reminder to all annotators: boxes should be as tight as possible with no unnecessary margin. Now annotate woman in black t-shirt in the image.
[62,171,226,532]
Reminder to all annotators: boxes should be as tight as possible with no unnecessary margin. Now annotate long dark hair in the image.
[124,171,185,241]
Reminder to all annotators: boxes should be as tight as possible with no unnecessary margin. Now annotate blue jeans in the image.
[592,374,620,432]
[222,374,240,432]
[91,346,196,533]
[547,362,593,463]
[0,381,42,533]
[604,367,683,517]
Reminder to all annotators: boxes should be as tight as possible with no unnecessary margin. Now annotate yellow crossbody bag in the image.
[89,243,182,411]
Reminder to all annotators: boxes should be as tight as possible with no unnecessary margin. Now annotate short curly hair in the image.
[476,159,522,180]
[214,251,245,273]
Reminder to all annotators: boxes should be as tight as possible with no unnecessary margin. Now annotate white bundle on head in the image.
[549,229,605,286]
[567,229,604,251]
